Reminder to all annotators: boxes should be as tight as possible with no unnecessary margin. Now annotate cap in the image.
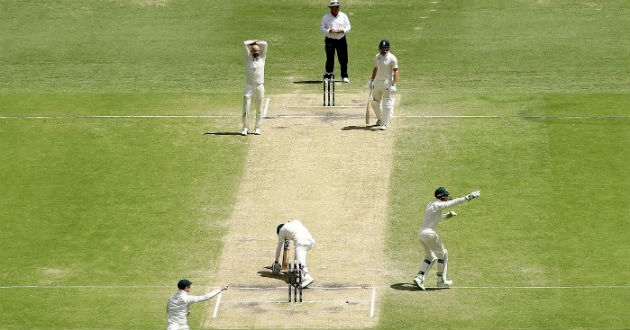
[177,279,193,289]
[328,1,341,7]
[434,187,450,198]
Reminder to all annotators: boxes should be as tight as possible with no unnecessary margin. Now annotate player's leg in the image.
[295,244,314,287]
[242,85,253,135]
[381,84,396,128]
[436,247,452,287]
[415,230,437,290]
[338,37,349,81]
[253,84,264,134]
[371,81,385,124]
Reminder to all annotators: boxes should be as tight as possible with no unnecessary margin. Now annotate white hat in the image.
[328,1,341,7]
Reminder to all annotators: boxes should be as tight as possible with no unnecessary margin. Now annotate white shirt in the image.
[420,197,467,231]
[166,289,221,327]
[243,40,267,86]
[374,52,398,81]
[275,220,315,261]
[320,11,351,39]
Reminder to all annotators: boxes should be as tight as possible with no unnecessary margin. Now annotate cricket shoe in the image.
[241,128,248,136]
[413,275,426,291]
[301,274,314,288]
[380,125,388,130]
[437,279,453,289]
[254,128,261,135]
[342,77,350,83]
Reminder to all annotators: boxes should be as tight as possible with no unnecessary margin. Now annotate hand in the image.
[446,211,458,218]
[387,84,397,92]
[220,284,229,291]
[271,261,282,274]
[465,190,481,200]
[368,79,374,89]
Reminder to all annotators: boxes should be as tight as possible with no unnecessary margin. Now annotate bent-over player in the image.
[166,279,228,330]
[414,187,481,290]
[271,219,316,288]
[241,39,267,136]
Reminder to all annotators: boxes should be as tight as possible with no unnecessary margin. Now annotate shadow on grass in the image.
[203,132,243,136]
[341,125,381,131]
[390,283,447,291]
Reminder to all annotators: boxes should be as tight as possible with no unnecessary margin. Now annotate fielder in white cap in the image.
[166,279,228,330]
[414,187,481,290]
[241,39,268,136]
[271,219,316,287]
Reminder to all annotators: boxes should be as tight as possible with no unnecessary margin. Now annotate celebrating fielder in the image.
[369,40,398,130]
[241,39,267,136]
[166,279,228,330]
[271,219,316,288]
[414,187,481,290]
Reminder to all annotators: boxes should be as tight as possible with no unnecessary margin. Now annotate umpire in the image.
[320,1,351,83]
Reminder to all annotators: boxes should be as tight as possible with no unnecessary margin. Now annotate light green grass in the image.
[1,0,629,329]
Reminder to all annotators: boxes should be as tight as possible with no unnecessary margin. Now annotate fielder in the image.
[241,39,267,136]
[271,219,316,288]
[414,187,481,290]
[166,279,228,330]
[369,40,398,130]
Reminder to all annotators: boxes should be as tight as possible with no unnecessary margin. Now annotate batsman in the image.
[271,219,316,288]
[414,187,481,290]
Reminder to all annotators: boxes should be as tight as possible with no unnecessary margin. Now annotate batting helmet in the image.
[379,39,390,50]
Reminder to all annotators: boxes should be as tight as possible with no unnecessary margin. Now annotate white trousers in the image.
[294,241,314,275]
[242,84,264,130]
[418,228,447,260]
[167,323,189,330]
[371,79,395,126]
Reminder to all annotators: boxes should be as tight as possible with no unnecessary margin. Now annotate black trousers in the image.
[324,36,348,79]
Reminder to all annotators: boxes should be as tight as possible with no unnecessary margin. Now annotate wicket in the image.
[287,262,303,303]
[323,74,336,106]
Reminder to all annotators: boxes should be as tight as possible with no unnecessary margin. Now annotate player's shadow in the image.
[341,125,380,131]
[258,267,290,284]
[203,132,243,136]
[390,283,446,291]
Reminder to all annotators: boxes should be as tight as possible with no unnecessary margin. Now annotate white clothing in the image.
[243,40,267,86]
[417,197,467,260]
[374,52,398,81]
[242,84,264,130]
[320,11,351,39]
[275,220,315,272]
[166,289,221,330]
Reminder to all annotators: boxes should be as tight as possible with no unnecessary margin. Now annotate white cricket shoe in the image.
[437,279,453,288]
[241,128,248,136]
[380,125,388,130]
[254,128,261,135]
[342,77,350,83]
[413,275,426,291]
[301,274,314,288]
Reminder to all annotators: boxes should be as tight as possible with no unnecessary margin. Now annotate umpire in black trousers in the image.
[320,1,351,83]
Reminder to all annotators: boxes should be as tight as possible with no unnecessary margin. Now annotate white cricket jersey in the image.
[243,40,267,86]
[275,220,315,262]
[420,197,467,230]
[374,52,398,81]
[166,289,221,327]
[320,11,351,39]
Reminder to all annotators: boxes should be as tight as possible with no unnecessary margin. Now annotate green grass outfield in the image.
[1,0,629,329]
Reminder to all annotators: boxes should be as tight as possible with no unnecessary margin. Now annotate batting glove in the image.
[368,79,374,89]
[387,84,397,93]
[446,211,458,218]
[271,261,281,274]
[465,191,481,200]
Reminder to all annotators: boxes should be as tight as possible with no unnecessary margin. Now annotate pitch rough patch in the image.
[203,95,396,329]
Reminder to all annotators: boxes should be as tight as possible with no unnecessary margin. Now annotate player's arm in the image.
[320,15,330,35]
[243,40,256,56]
[257,40,268,58]
[274,235,285,263]
[392,68,399,85]
[342,14,351,33]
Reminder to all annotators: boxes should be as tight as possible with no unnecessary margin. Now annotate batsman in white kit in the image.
[241,39,267,136]
[414,187,481,290]
[369,39,398,130]
[271,220,316,288]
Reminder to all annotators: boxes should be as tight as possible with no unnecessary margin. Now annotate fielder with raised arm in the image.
[166,279,228,330]
[414,187,481,290]
[271,219,316,288]
[241,39,267,136]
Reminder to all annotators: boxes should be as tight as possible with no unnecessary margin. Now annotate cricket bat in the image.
[281,239,290,270]
[365,90,372,125]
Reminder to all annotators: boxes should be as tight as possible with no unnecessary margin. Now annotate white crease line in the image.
[220,299,372,304]
[370,287,376,317]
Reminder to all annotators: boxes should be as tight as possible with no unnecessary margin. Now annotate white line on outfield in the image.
[1,285,627,289]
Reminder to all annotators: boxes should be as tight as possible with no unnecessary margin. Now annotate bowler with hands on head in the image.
[241,39,267,136]
[166,279,228,330]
